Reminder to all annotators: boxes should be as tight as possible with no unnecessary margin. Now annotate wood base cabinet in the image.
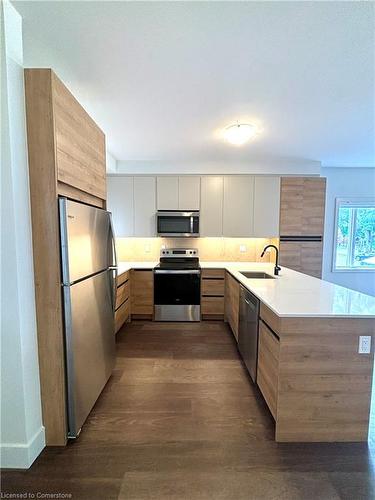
[225,272,240,340]
[201,269,225,320]
[258,304,375,442]
[115,271,130,333]
[131,270,154,318]
[257,319,280,419]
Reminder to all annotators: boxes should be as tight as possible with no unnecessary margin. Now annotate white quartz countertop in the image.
[117,261,375,318]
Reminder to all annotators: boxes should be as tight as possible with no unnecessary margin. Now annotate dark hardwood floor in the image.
[2,321,375,499]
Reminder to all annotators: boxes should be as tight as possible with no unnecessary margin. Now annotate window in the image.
[333,198,375,271]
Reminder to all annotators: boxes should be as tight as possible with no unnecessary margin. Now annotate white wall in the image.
[106,151,117,173]
[321,167,375,296]
[0,0,45,468]
[117,158,321,175]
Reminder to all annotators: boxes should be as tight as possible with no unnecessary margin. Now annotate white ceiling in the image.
[14,1,375,170]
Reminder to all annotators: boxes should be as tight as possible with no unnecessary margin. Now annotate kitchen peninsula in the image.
[116,261,375,443]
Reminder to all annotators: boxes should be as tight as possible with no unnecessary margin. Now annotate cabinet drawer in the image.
[257,320,280,419]
[116,280,130,309]
[201,279,225,296]
[201,268,225,279]
[115,298,130,333]
[201,296,224,316]
[117,270,129,287]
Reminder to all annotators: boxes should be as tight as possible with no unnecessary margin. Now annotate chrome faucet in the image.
[261,244,281,276]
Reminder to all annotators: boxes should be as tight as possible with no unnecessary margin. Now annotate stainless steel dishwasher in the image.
[238,285,260,383]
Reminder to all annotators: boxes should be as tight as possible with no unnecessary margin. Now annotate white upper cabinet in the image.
[107,176,134,237]
[134,176,156,236]
[156,176,200,211]
[223,176,254,237]
[253,177,280,237]
[178,176,200,210]
[200,176,223,236]
[157,177,178,210]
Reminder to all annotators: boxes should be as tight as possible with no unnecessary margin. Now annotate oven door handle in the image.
[154,269,201,275]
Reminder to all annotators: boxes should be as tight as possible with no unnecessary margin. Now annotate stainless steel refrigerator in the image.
[59,197,117,438]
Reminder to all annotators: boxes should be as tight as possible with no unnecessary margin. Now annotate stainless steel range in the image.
[154,248,201,321]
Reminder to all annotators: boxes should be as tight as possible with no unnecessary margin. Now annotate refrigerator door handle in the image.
[109,267,117,314]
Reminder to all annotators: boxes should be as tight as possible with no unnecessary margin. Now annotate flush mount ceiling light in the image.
[223,123,259,145]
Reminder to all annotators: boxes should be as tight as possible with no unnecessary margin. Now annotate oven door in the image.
[154,270,201,321]
[157,211,199,237]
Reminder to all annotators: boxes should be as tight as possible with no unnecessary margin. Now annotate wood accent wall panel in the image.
[24,69,107,446]
[225,272,240,339]
[279,241,323,278]
[257,320,280,419]
[131,270,154,316]
[279,177,326,236]
[24,69,67,445]
[52,73,106,200]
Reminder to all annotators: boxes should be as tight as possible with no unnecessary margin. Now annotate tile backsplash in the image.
[116,237,279,262]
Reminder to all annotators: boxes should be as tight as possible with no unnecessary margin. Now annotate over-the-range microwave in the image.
[156,211,200,237]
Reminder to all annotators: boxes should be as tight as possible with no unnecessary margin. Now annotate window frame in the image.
[332,197,375,273]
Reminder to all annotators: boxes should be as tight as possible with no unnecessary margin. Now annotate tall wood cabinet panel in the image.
[223,176,254,237]
[52,72,106,200]
[279,241,323,278]
[279,177,326,236]
[253,177,280,237]
[107,176,134,237]
[279,177,326,278]
[200,176,224,237]
[179,176,200,210]
[24,69,107,446]
[157,177,179,210]
[134,177,156,237]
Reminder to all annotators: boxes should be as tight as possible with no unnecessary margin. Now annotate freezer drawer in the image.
[63,269,116,437]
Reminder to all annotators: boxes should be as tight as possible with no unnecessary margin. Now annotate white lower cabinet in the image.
[200,176,224,236]
[134,177,156,236]
[223,176,254,237]
[107,176,134,237]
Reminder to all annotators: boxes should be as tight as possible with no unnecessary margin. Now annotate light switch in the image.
[239,245,247,253]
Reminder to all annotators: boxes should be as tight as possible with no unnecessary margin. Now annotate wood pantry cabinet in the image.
[225,271,240,340]
[201,269,225,320]
[131,270,154,318]
[24,69,107,445]
[279,177,326,278]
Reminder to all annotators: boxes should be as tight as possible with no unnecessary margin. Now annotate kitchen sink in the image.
[240,271,275,279]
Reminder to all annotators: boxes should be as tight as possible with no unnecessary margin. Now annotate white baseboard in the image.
[0,426,45,469]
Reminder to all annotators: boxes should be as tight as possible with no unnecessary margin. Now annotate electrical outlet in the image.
[144,244,151,253]
[358,336,371,354]
[239,245,247,253]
